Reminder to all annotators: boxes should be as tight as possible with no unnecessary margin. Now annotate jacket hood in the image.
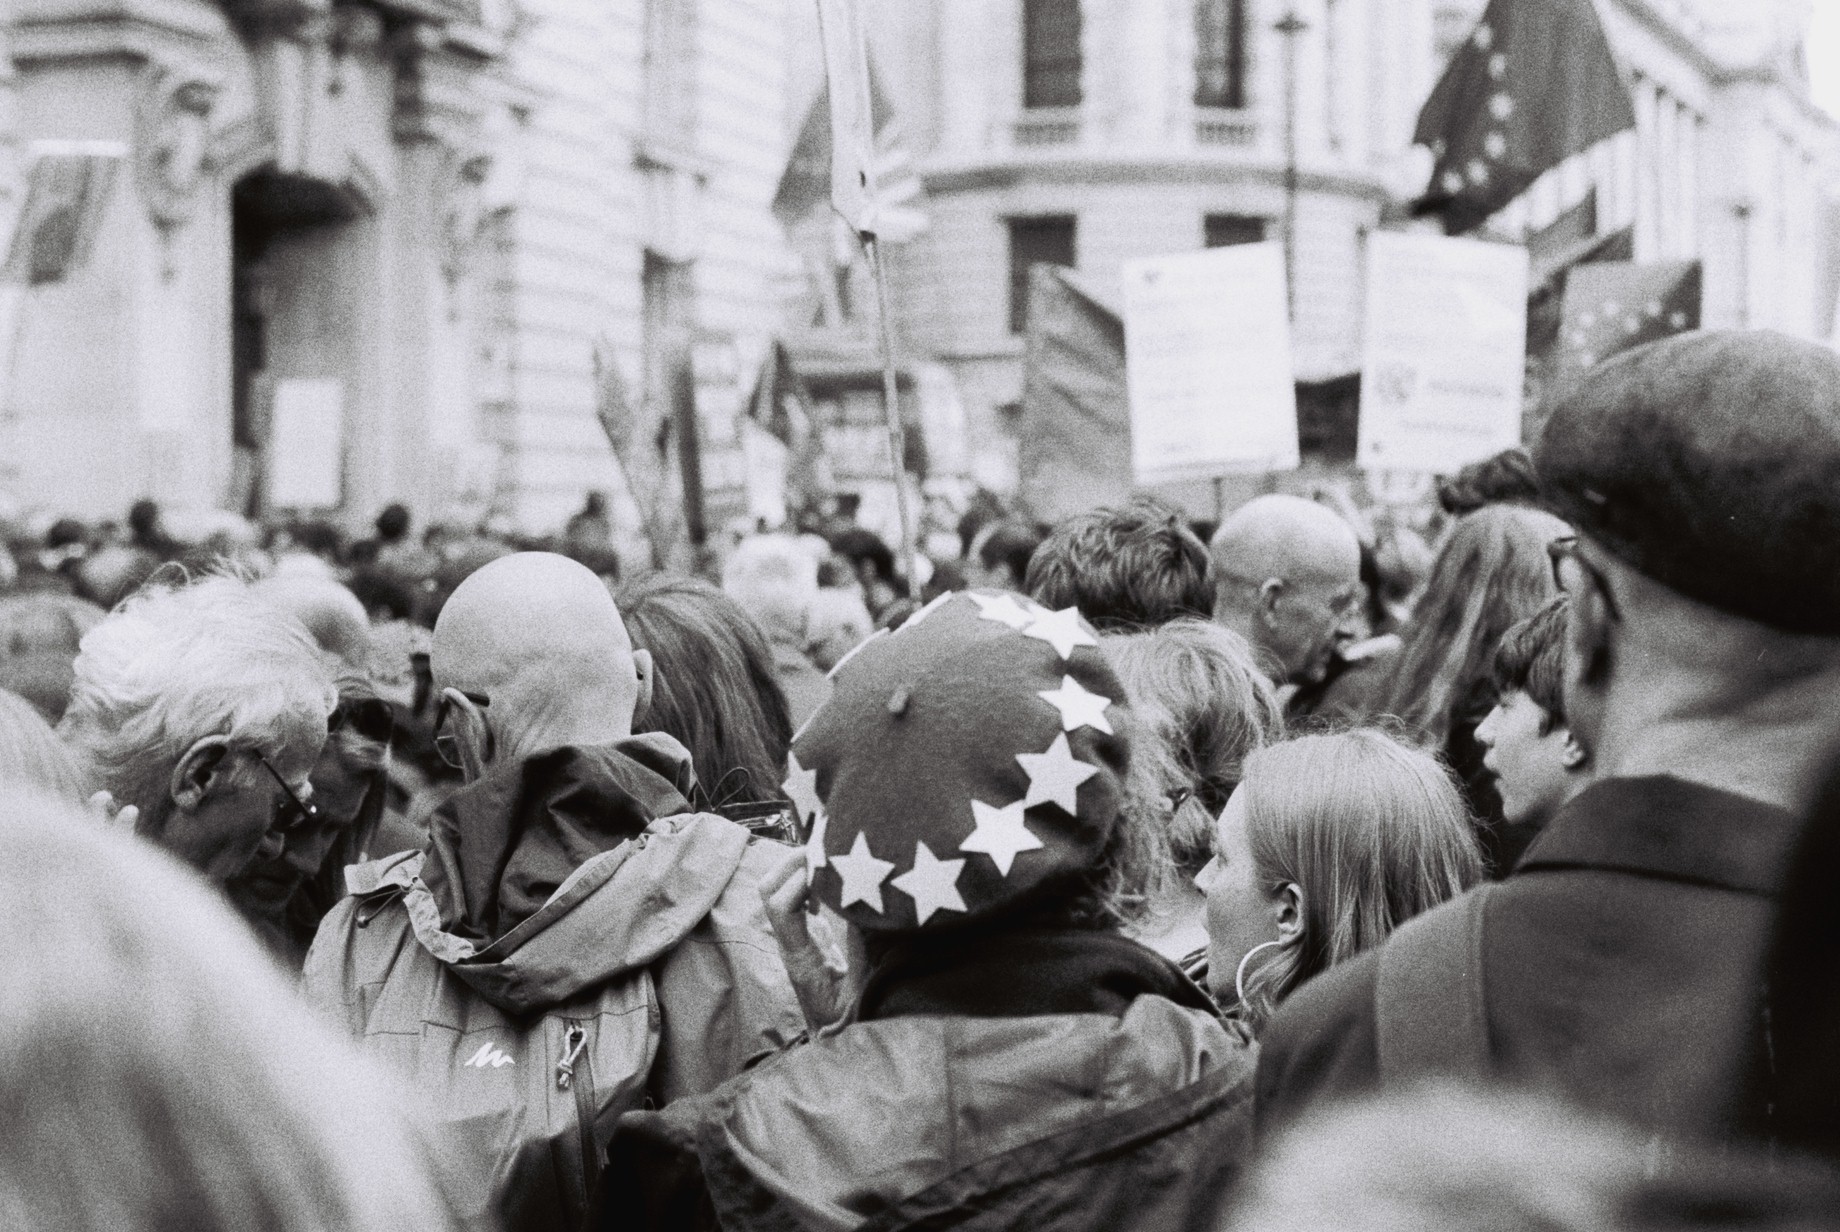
[346,734,755,1014]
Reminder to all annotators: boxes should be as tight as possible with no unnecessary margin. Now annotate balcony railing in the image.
[1012,107,1080,148]
[1194,108,1258,147]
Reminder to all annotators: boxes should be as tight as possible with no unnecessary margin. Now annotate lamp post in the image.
[1275,8,1308,319]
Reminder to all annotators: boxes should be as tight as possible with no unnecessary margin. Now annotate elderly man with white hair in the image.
[59,575,337,884]
[722,533,832,728]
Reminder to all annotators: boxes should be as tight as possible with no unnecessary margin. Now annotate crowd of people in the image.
[5,327,1840,1231]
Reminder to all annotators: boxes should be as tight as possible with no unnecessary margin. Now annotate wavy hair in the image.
[1376,505,1572,744]
[58,574,336,817]
[0,785,459,1231]
[618,576,794,818]
[1104,619,1283,888]
[1236,729,1482,1030]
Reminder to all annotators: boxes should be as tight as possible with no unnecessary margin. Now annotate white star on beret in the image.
[804,805,829,876]
[960,798,1043,875]
[1020,607,1098,660]
[1016,733,1099,814]
[831,830,895,913]
[969,591,1035,630]
[891,841,967,924]
[783,752,823,826]
[1037,675,1114,735]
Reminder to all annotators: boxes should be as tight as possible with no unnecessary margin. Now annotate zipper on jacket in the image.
[560,1020,598,1210]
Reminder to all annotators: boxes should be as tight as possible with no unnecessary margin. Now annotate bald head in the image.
[1210,495,1363,685]
[433,553,642,758]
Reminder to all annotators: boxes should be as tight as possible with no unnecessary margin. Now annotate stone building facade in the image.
[0,0,802,537]
[879,0,1840,494]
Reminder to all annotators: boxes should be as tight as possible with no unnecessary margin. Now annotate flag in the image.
[773,57,925,241]
[1,144,123,286]
[1555,261,1701,378]
[1414,0,1635,235]
[746,340,831,513]
[1016,265,1133,523]
[813,0,876,236]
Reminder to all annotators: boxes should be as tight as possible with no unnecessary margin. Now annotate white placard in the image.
[1357,232,1529,473]
[267,378,344,509]
[1122,243,1299,484]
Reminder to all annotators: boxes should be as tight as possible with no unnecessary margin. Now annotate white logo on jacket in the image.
[464,1043,516,1069]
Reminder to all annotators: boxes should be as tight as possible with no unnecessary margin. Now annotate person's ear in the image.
[1275,881,1305,945]
[1258,578,1286,624]
[1560,729,1590,770]
[442,687,492,783]
[170,736,233,813]
[631,648,654,727]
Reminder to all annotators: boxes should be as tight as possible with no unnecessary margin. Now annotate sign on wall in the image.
[1122,242,1300,485]
[267,377,344,509]
[1357,231,1529,473]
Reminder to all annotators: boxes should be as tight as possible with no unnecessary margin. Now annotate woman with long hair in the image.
[1372,503,1572,873]
[1199,729,1482,1031]
[0,784,459,1231]
[617,575,796,830]
[1103,619,1284,966]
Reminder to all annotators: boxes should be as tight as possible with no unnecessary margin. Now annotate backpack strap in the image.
[1375,884,1493,1083]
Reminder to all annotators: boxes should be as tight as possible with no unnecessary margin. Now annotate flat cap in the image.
[1536,330,1840,634]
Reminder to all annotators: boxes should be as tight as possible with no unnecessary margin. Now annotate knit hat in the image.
[783,590,1131,933]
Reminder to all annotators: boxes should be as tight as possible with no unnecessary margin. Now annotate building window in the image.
[1008,215,1076,333]
[1205,214,1266,247]
[1023,0,1082,109]
[1195,0,1249,110]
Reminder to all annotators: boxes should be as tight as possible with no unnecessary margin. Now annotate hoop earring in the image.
[1235,939,1287,1007]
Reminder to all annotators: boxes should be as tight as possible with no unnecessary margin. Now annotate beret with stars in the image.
[782,590,1131,933]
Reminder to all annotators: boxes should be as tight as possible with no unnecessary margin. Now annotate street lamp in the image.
[1275,8,1308,319]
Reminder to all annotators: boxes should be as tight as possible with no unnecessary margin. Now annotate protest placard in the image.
[1356,231,1528,473]
[1121,242,1299,485]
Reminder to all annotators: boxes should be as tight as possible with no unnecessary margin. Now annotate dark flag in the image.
[1414,0,1635,235]
[1016,265,1133,524]
[1,146,122,286]
[1555,261,1701,378]
[746,341,830,512]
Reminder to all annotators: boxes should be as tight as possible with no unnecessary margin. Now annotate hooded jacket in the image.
[302,734,804,1232]
[593,928,1257,1232]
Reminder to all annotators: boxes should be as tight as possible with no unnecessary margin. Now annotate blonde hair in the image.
[1105,620,1284,885]
[59,574,336,815]
[0,688,90,802]
[722,535,819,644]
[1237,729,1482,1029]
[0,785,459,1231]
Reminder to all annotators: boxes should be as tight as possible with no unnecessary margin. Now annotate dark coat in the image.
[590,929,1257,1232]
[1255,776,1801,1143]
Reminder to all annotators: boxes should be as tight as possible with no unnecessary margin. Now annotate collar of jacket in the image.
[854,927,1222,1023]
[1518,775,1800,896]
[419,733,697,949]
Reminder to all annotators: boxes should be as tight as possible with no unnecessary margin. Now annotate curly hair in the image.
[1026,499,1214,632]
[59,574,336,819]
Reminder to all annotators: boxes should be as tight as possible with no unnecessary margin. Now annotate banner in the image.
[1017,265,1133,523]
[1357,231,1528,473]
[1121,243,1299,485]
[0,142,125,286]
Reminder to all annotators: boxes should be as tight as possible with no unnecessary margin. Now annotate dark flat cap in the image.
[1536,330,1840,634]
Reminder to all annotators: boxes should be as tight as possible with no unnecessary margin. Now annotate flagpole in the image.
[864,234,918,593]
[1276,9,1307,319]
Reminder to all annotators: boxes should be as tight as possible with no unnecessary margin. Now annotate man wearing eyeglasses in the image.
[1256,330,1840,1150]
[303,551,802,1232]
[60,574,337,885]
[1209,493,1365,692]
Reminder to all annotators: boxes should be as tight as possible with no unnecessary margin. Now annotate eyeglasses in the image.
[433,689,493,770]
[1547,536,1621,622]
[253,749,321,837]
